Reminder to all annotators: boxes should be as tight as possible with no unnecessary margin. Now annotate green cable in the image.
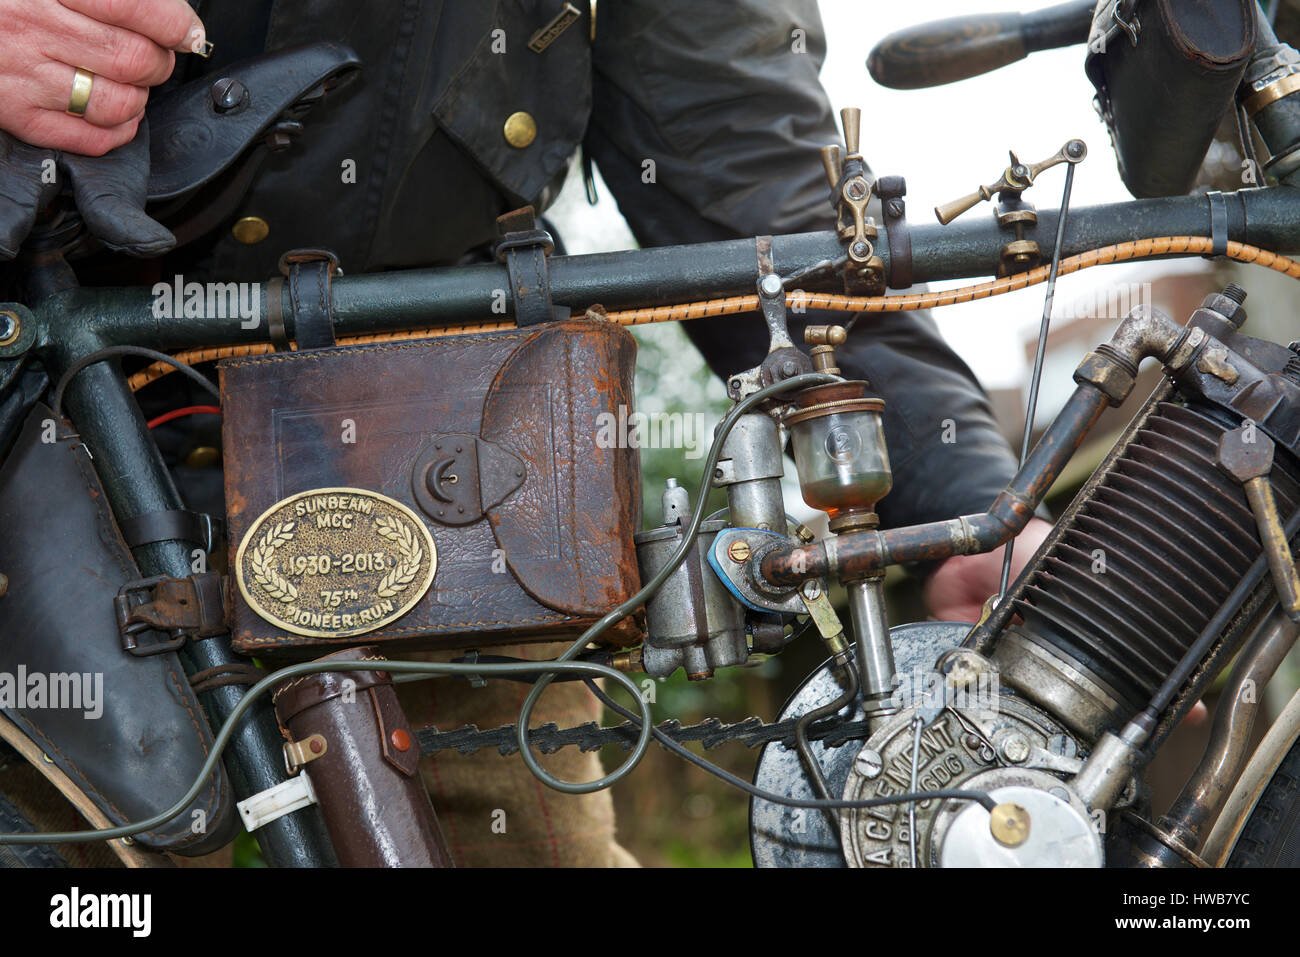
[513,372,838,793]
[0,658,649,846]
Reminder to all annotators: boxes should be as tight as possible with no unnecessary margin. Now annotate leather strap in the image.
[495,206,556,327]
[1207,190,1229,259]
[877,175,913,289]
[279,248,340,349]
[118,507,219,553]
[265,276,291,351]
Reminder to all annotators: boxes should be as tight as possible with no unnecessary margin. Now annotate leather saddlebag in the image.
[0,405,235,854]
[220,319,643,656]
[1085,0,1256,197]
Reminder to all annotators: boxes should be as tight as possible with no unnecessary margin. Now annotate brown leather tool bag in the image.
[221,319,643,656]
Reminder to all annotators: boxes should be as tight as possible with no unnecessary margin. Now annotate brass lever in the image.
[935,139,1086,225]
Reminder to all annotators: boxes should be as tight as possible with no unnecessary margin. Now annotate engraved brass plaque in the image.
[235,487,437,638]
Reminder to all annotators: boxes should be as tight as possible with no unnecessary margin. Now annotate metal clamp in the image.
[283,733,329,774]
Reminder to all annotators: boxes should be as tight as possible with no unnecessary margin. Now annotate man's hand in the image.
[923,517,1053,623]
[0,0,206,156]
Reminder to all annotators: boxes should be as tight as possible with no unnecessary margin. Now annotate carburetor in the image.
[633,479,748,680]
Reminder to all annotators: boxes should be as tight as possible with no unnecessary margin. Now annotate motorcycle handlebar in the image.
[866,0,1095,91]
[27,186,1300,355]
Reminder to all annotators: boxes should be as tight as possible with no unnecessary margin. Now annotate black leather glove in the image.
[0,118,175,260]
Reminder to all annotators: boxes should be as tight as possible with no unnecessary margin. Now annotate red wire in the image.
[147,405,222,429]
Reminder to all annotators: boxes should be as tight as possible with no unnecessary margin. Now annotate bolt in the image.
[851,241,870,259]
[1066,140,1085,159]
[759,273,783,298]
[1222,283,1248,305]
[727,540,751,564]
[210,77,249,113]
[779,359,798,378]
[886,198,904,218]
[800,579,822,600]
[1000,733,1031,764]
[854,748,883,779]
[846,179,867,200]
[0,311,19,346]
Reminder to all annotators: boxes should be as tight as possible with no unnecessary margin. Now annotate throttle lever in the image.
[935,139,1086,225]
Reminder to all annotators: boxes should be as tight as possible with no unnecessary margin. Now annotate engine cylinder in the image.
[994,399,1300,738]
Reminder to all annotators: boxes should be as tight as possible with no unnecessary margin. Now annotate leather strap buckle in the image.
[114,571,228,656]
[493,206,564,327]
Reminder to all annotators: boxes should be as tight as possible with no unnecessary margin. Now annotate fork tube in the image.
[56,356,338,868]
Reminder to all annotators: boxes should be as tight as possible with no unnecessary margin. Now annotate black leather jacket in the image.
[175,0,1019,534]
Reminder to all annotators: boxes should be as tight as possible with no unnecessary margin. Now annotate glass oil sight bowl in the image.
[786,380,892,534]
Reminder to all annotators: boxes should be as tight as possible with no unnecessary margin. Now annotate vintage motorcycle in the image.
[1,0,1299,868]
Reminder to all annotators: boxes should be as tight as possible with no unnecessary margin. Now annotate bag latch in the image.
[411,433,526,526]
[114,571,228,656]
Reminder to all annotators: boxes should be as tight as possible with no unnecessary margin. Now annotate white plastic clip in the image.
[236,772,318,832]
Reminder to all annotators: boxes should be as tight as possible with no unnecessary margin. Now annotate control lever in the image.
[934,139,1086,225]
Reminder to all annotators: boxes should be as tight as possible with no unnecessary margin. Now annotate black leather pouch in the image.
[0,405,235,854]
[1085,0,1256,197]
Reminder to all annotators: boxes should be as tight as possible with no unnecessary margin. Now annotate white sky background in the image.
[553,0,1180,393]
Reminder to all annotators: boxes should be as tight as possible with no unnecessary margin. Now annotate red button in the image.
[390,729,412,752]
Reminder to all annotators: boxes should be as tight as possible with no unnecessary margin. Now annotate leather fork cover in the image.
[0,405,235,854]
[220,320,644,655]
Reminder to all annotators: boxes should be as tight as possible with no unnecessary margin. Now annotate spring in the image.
[1012,399,1300,714]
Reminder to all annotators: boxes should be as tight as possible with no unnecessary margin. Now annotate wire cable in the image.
[580,678,996,813]
[53,345,219,416]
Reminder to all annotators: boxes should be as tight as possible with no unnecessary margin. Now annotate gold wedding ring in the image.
[66,68,94,117]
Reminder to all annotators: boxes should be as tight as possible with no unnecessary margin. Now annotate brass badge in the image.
[235,488,436,638]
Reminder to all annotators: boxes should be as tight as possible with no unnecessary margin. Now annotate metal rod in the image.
[998,161,1076,598]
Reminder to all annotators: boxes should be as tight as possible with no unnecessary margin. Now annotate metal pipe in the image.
[760,383,1109,586]
[844,577,899,720]
[1159,608,1300,849]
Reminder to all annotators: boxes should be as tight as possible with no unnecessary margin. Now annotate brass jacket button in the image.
[232,216,270,244]
[503,111,537,149]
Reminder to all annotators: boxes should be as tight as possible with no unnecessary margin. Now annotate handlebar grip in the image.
[867,0,1095,91]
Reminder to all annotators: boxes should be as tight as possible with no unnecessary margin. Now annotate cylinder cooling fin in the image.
[1008,399,1300,719]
